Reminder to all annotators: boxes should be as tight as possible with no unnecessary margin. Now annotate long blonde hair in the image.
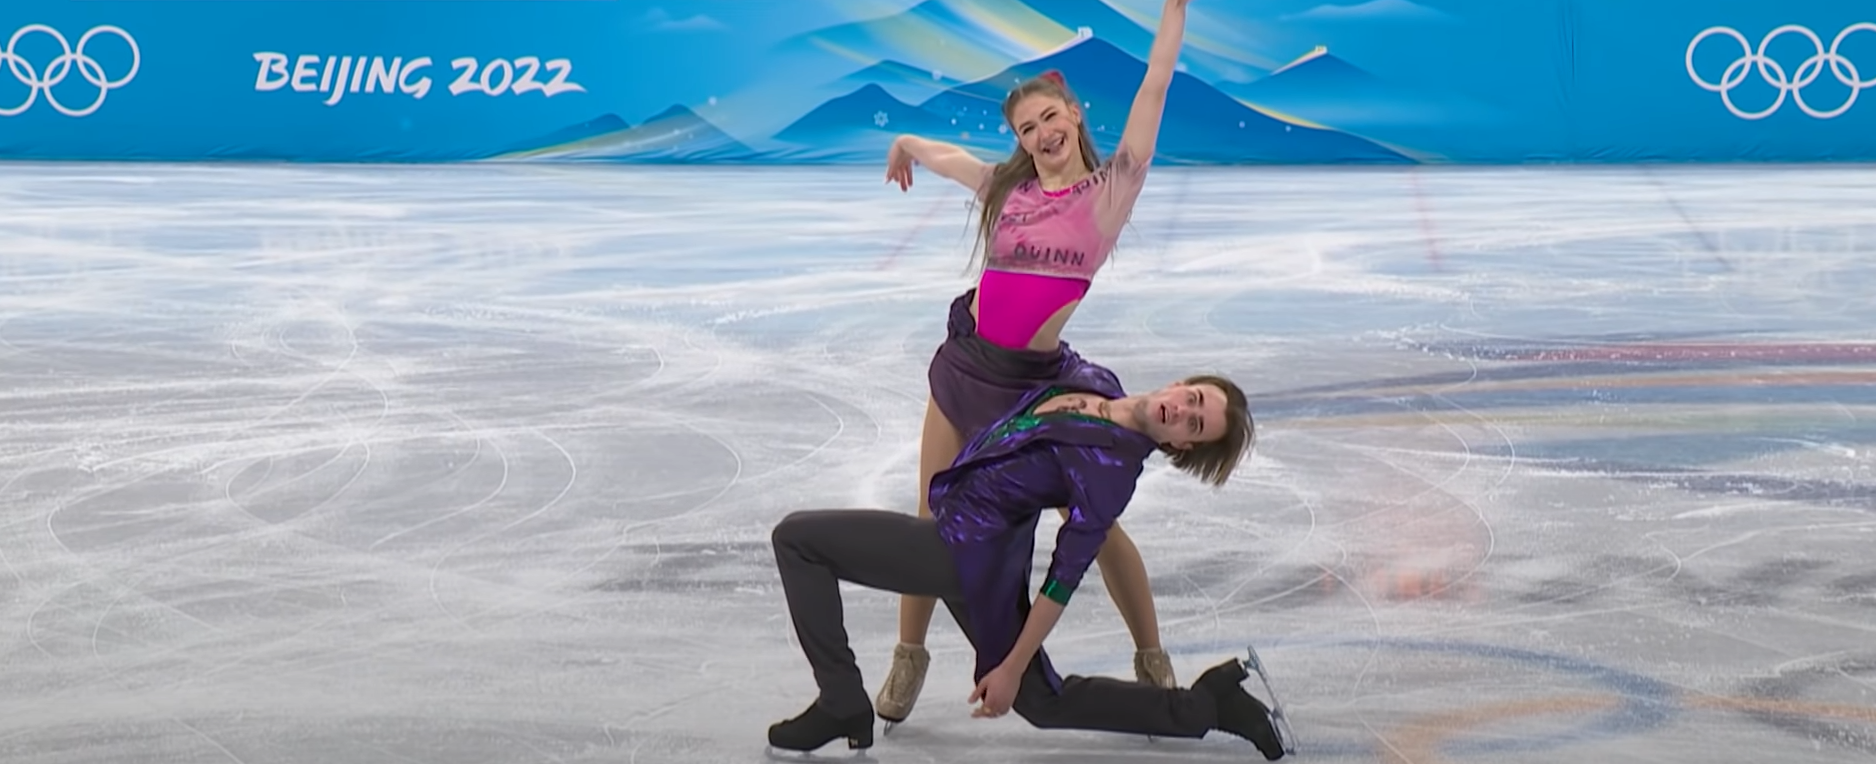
[967,71,1101,274]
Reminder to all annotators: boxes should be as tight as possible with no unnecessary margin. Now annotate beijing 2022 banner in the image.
[1,0,1873,164]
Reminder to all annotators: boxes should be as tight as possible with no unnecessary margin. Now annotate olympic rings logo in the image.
[0,24,140,118]
[1686,23,1876,119]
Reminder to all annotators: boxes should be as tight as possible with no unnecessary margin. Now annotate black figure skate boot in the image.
[767,702,874,753]
[1194,658,1286,760]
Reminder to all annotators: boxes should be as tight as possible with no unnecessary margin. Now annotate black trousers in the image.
[770,509,1220,738]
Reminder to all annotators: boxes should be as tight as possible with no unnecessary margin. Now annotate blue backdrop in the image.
[1,0,1873,164]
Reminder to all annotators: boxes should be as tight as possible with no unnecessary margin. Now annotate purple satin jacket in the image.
[927,359,1160,686]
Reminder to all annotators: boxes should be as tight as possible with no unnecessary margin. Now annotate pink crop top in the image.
[974,147,1152,349]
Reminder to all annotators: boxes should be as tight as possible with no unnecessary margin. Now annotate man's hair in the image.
[1164,373,1255,487]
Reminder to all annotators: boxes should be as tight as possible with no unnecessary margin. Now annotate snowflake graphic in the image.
[874,111,890,128]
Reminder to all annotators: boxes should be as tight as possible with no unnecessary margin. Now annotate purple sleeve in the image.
[937,494,1029,680]
[1040,445,1143,605]
[953,538,1017,679]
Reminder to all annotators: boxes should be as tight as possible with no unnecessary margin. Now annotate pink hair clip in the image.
[1039,69,1067,89]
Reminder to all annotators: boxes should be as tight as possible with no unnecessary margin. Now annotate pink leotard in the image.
[973,146,1152,349]
[976,270,1090,348]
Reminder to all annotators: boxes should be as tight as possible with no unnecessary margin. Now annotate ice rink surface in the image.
[2,161,1874,763]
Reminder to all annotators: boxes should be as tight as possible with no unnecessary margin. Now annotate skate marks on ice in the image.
[0,717,727,764]
[3,163,1876,762]
[1119,182,1876,760]
[1170,332,1876,761]
[1230,331,1876,611]
[0,165,943,764]
[1049,636,1876,763]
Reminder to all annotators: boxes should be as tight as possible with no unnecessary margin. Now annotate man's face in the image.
[1137,381,1229,450]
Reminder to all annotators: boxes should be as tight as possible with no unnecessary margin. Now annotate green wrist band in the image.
[1040,578,1075,605]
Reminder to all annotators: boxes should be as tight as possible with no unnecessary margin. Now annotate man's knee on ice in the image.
[1012,688,1069,728]
[771,511,814,549]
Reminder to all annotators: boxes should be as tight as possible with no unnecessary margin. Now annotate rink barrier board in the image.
[1,1,1874,164]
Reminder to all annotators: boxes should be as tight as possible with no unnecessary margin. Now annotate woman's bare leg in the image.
[875,396,965,723]
[897,396,963,644]
[1058,510,1177,687]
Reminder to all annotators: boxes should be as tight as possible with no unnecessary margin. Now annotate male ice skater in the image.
[767,357,1287,760]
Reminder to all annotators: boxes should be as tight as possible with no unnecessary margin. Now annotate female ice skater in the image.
[766,361,1285,760]
[876,0,1195,723]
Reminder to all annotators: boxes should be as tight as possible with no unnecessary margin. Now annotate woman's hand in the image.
[886,135,917,191]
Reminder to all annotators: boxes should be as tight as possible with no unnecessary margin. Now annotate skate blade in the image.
[763,746,878,762]
[1245,644,1298,756]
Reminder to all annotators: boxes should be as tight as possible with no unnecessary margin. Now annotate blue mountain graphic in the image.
[495,113,631,157]
[501,104,759,162]
[918,37,1409,164]
[1225,46,1499,132]
[536,113,630,146]
[775,83,957,157]
[831,60,964,105]
[774,0,1269,87]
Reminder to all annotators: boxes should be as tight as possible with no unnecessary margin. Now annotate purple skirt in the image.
[927,289,1085,441]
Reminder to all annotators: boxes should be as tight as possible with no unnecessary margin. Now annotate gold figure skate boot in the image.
[874,642,930,730]
[1135,647,1178,688]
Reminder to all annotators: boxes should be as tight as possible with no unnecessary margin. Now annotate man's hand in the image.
[968,662,1024,719]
